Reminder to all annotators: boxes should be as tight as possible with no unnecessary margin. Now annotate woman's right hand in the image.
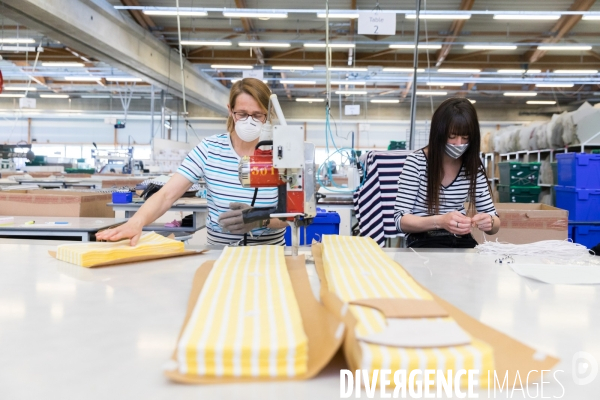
[95,219,144,246]
[440,211,472,235]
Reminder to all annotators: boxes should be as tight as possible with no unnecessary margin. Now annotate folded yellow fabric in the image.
[56,231,184,267]
[322,235,495,388]
[176,245,308,377]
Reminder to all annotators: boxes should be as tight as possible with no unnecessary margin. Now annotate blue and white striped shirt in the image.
[177,133,285,245]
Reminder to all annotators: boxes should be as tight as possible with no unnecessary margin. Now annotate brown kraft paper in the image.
[311,243,560,387]
[164,254,344,383]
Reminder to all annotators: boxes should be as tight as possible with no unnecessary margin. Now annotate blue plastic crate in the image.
[112,191,133,204]
[555,186,600,221]
[284,208,340,245]
[556,153,600,188]
[571,225,600,249]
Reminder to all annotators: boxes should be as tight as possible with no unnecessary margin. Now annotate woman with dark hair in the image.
[394,97,500,248]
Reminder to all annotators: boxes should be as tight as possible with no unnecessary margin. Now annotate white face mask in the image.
[234,118,263,142]
[445,143,469,159]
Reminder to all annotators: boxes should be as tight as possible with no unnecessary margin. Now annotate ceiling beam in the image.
[435,0,476,67]
[120,0,157,31]
[0,0,229,115]
[235,0,264,64]
[527,0,596,64]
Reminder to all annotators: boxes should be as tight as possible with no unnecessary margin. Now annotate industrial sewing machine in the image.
[237,94,316,255]
[0,144,35,171]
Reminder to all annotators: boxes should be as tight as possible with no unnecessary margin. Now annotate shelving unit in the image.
[482,144,600,205]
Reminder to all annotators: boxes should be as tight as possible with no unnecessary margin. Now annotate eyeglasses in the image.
[232,111,267,123]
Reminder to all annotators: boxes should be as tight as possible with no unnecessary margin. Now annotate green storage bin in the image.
[498,162,541,186]
[388,141,406,150]
[591,149,600,154]
[498,185,541,203]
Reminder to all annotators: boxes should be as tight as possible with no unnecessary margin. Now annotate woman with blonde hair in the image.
[97,78,288,246]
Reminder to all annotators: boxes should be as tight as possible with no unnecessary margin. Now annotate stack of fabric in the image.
[176,245,308,377]
[321,235,495,388]
[56,232,184,267]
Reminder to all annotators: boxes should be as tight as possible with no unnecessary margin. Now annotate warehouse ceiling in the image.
[1,0,600,108]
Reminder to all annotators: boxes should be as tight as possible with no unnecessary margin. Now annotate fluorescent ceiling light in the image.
[383,67,425,73]
[316,13,359,19]
[41,62,84,67]
[304,43,355,48]
[296,98,324,102]
[416,91,448,96]
[463,45,518,50]
[81,95,111,99]
[406,14,471,20]
[497,69,542,74]
[468,99,476,104]
[223,11,287,18]
[371,99,399,103]
[535,83,574,88]
[239,42,290,48]
[40,94,69,98]
[272,66,314,71]
[64,77,102,82]
[493,14,560,20]
[105,77,143,82]
[0,38,35,44]
[211,64,254,69]
[332,80,366,85]
[0,93,25,98]
[527,100,556,105]
[280,80,317,85]
[389,44,442,50]
[0,46,36,52]
[335,90,367,95]
[438,68,481,73]
[582,15,600,20]
[329,67,368,72]
[503,92,537,96]
[426,82,464,86]
[554,69,598,74]
[143,10,207,16]
[3,87,36,91]
[181,40,232,46]
[537,45,592,51]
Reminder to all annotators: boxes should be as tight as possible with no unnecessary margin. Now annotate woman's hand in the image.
[472,213,493,233]
[95,219,144,246]
[440,211,472,235]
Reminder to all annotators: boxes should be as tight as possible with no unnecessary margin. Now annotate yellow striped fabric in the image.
[176,246,308,377]
[56,231,184,267]
[322,235,494,388]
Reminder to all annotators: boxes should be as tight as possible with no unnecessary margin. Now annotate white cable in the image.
[175,0,187,115]
[476,239,592,261]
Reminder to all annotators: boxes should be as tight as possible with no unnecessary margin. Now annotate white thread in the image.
[476,239,592,261]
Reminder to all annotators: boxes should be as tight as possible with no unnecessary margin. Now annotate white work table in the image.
[0,240,598,399]
[0,217,127,241]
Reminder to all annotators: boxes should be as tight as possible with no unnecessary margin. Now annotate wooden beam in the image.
[435,0,476,67]
[527,0,596,64]
[235,0,264,64]
[120,0,157,30]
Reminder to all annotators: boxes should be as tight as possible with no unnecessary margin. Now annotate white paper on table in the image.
[510,264,600,285]
[356,318,471,348]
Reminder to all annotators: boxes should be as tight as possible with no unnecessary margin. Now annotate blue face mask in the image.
[445,143,469,159]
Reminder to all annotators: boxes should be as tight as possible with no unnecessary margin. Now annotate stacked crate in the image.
[497,162,541,203]
[555,153,600,249]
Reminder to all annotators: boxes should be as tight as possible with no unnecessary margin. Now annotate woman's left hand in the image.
[472,213,493,232]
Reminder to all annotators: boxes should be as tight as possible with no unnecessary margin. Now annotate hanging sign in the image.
[242,69,264,80]
[345,104,361,116]
[358,11,397,35]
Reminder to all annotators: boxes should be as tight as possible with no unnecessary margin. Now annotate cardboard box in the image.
[0,190,114,218]
[472,203,568,244]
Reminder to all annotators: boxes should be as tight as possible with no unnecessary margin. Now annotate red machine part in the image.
[0,70,3,94]
[240,154,305,216]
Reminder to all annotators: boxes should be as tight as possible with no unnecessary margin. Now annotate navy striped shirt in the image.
[177,133,285,245]
[394,149,496,233]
